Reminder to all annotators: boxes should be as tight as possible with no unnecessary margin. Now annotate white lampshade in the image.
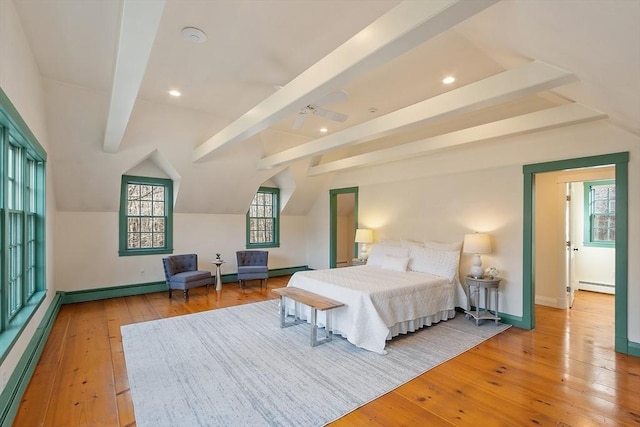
[354,229,373,244]
[354,229,373,260]
[463,233,492,278]
[463,233,491,255]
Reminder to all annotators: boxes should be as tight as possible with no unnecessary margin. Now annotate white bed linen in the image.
[285,265,456,354]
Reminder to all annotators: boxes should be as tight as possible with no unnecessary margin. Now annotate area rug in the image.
[121,299,510,427]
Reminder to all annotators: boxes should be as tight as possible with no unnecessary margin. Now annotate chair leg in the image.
[183,290,188,301]
[169,287,172,299]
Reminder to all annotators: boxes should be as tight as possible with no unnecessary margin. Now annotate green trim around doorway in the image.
[523,152,631,354]
[329,187,359,269]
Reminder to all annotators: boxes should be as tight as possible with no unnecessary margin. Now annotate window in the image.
[1,89,47,360]
[119,175,173,256]
[246,187,279,248]
[584,180,615,247]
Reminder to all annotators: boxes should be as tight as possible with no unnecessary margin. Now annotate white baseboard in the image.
[535,295,563,308]
[577,283,615,295]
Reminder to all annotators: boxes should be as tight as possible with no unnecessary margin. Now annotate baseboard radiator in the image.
[578,280,614,289]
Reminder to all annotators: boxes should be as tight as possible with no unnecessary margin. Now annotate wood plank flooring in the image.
[13,278,640,426]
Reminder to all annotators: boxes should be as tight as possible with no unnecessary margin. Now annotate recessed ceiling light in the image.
[442,76,456,85]
[320,127,328,133]
[168,90,181,97]
[182,27,207,44]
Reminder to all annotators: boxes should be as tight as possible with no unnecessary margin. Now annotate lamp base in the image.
[470,254,484,278]
[359,243,369,261]
[470,266,484,279]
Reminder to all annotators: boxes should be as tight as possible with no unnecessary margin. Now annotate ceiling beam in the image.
[192,0,499,163]
[257,60,578,170]
[103,0,165,154]
[307,103,607,175]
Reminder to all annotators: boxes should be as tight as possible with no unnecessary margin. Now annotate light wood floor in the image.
[13,278,640,426]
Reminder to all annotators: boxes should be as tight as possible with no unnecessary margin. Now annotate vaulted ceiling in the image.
[11,0,640,214]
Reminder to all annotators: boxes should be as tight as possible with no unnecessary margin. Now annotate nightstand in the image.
[465,276,501,326]
[351,258,367,266]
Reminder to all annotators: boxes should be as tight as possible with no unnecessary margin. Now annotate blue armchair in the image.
[236,250,269,289]
[162,254,212,300]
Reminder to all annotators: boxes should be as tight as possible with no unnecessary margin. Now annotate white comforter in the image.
[285,265,456,354]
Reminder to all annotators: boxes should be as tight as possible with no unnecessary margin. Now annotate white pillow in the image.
[408,245,460,282]
[401,239,423,248]
[381,255,410,272]
[367,244,410,267]
[424,240,463,251]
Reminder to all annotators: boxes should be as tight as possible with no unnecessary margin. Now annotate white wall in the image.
[54,212,308,291]
[0,0,56,391]
[350,165,523,316]
[534,168,618,308]
[321,120,639,343]
[533,172,567,308]
[572,182,616,293]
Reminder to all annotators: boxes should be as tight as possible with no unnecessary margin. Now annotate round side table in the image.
[464,276,501,326]
[212,260,225,291]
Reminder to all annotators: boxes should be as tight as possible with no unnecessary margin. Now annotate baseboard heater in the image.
[578,280,614,289]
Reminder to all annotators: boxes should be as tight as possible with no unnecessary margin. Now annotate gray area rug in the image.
[122,299,510,427]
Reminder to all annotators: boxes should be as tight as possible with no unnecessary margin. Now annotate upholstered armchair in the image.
[162,254,212,300]
[236,250,269,289]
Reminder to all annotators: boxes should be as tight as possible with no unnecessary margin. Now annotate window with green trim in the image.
[0,96,46,350]
[246,187,279,248]
[119,175,173,256]
[584,180,615,247]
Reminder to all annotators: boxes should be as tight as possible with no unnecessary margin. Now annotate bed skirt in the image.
[386,309,456,340]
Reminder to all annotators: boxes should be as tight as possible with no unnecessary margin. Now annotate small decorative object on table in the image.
[484,267,500,279]
[215,253,222,261]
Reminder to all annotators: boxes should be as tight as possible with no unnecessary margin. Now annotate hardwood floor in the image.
[13,280,640,426]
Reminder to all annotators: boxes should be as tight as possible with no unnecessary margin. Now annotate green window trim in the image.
[1,87,47,364]
[118,175,173,256]
[246,186,280,248]
[583,179,615,248]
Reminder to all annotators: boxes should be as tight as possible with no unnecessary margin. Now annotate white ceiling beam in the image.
[103,0,166,154]
[258,60,578,169]
[192,0,499,163]
[307,103,606,176]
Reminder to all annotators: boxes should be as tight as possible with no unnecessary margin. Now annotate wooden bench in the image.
[272,287,345,347]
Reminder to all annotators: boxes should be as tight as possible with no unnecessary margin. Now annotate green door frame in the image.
[523,152,630,354]
[329,187,359,269]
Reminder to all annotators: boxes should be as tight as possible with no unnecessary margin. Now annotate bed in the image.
[284,241,468,354]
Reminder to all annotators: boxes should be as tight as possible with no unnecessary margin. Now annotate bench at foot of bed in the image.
[272,287,345,347]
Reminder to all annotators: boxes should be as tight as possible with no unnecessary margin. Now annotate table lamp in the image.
[355,228,373,261]
[463,233,491,278]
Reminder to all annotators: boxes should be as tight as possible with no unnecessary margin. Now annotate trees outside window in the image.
[119,175,173,256]
[246,187,279,248]
[584,180,615,247]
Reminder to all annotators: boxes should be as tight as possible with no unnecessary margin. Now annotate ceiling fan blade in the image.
[313,106,348,122]
[292,112,307,129]
[314,90,349,106]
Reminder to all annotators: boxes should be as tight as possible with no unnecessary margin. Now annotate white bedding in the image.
[285,265,458,354]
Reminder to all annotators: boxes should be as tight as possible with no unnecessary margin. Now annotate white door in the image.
[565,183,578,308]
